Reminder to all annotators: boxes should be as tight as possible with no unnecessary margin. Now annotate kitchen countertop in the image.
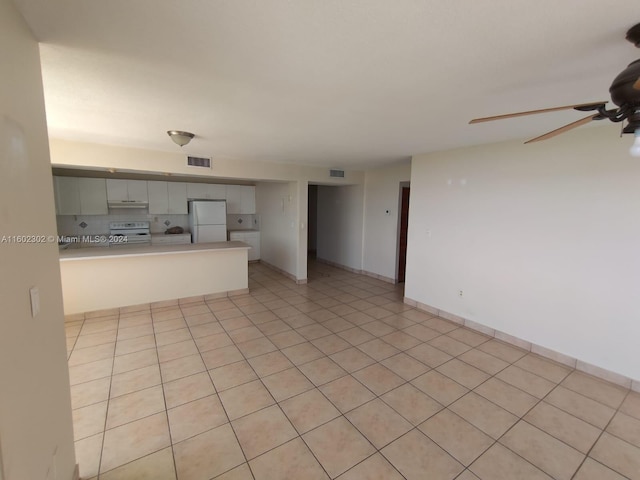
[151,232,191,236]
[228,229,260,233]
[59,241,250,261]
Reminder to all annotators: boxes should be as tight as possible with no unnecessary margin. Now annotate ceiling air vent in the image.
[187,156,211,168]
[329,169,345,178]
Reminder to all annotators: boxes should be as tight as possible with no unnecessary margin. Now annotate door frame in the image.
[396,181,410,282]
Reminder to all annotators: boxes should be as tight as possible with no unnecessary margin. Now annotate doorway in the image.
[307,184,318,258]
[397,185,410,282]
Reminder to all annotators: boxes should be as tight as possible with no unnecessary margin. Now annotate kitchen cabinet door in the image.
[106,179,128,202]
[229,231,260,260]
[54,176,80,215]
[148,181,169,214]
[225,185,241,213]
[208,184,226,200]
[187,182,226,200]
[78,178,108,214]
[227,185,255,214]
[127,180,148,202]
[107,179,148,202]
[241,186,256,214]
[187,182,209,199]
[167,182,188,214]
[244,231,260,260]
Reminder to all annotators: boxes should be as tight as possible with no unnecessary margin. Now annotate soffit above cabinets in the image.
[51,167,256,187]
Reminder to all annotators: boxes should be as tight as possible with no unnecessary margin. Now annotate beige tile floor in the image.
[64,260,640,480]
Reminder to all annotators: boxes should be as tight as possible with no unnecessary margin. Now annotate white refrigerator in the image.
[189,200,227,243]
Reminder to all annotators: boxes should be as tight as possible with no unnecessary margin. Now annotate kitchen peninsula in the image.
[59,241,250,314]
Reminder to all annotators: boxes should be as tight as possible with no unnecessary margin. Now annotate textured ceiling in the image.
[12,0,640,168]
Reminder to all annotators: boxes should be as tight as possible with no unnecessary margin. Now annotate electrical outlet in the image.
[458,290,463,297]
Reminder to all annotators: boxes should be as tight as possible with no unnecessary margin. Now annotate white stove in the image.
[109,221,151,246]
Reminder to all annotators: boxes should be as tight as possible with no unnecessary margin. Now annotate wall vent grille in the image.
[329,169,345,178]
[187,156,211,168]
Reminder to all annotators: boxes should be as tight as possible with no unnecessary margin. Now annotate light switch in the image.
[30,286,40,318]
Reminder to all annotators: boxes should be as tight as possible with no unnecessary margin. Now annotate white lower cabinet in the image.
[229,231,260,261]
[151,234,192,245]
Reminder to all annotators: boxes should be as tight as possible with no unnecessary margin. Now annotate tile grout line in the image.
[95,309,121,480]
[66,262,637,480]
[221,290,330,480]
[567,387,637,480]
[195,299,257,480]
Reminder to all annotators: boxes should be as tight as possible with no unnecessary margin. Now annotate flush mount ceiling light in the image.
[167,130,195,147]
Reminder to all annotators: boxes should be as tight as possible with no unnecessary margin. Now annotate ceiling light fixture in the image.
[167,130,195,147]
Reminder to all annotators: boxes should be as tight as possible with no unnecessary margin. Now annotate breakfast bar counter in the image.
[59,240,249,260]
[59,241,251,314]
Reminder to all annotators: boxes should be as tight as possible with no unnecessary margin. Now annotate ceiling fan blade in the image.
[524,114,597,144]
[634,76,640,90]
[469,101,607,124]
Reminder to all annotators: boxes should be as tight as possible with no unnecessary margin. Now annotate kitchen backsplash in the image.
[227,214,259,230]
[56,212,260,235]
[56,212,189,235]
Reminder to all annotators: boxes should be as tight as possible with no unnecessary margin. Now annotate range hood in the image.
[107,201,148,209]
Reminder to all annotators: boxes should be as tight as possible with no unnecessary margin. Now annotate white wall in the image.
[49,138,365,186]
[362,162,411,280]
[0,1,76,478]
[317,185,365,271]
[256,182,300,278]
[406,126,640,381]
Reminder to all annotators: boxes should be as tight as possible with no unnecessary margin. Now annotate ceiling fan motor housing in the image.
[609,59,640,107]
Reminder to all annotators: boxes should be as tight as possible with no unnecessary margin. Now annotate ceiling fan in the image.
[469,22,640,156]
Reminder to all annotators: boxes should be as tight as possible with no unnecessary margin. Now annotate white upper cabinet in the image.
[209,184,226,200]
[105,179,127,201]
[54,176,80,215]
[149,181,188,214]
[226,185,256,214]
[54,176,257,216]
[147,181,169,214]
[54,176,107,215]
[186,182,206,199]
[186,182,226,200]
[78,178,108,214]
[241,185,256,214]
[106,179,148,203]
[167,182,188,214]
[128,180,148,202]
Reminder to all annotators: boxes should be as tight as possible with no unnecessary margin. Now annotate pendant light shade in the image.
[167,130,195,147]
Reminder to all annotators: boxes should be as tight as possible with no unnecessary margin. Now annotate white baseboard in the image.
[404,296,639,392]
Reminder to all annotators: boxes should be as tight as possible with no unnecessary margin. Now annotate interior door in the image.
[397,186,410,282]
